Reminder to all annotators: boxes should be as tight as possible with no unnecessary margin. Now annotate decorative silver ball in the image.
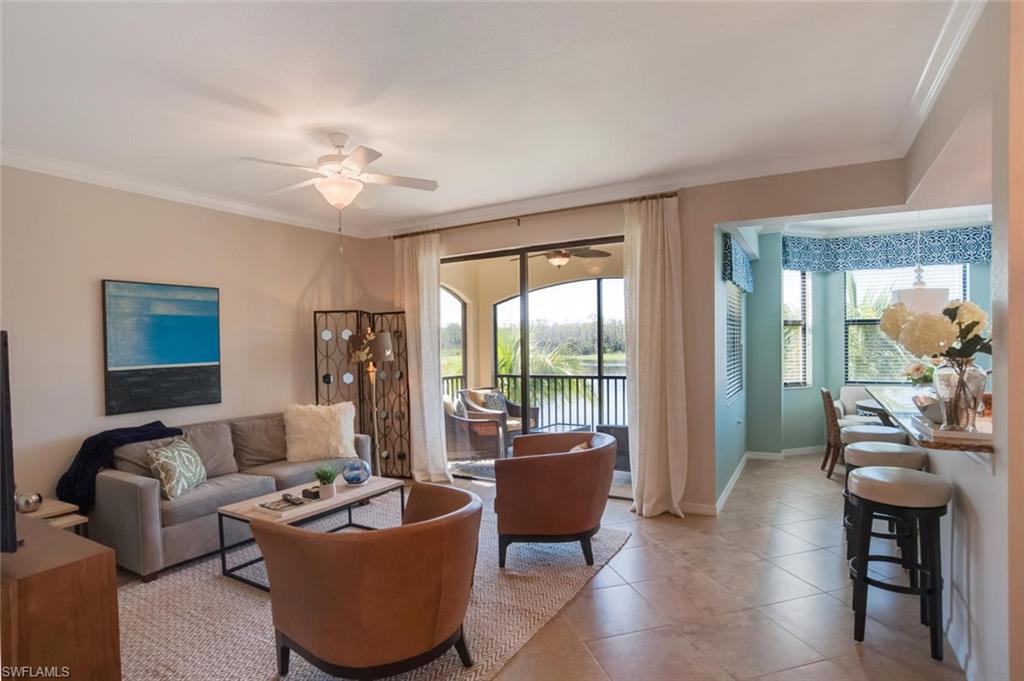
[15,492,43,513]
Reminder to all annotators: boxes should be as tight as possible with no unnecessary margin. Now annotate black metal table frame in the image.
[218,484,405,592]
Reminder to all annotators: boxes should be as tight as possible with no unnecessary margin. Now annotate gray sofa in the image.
[89,413,371,580]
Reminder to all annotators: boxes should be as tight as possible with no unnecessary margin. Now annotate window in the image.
[725,282,743,399]
[492,277,627,427]
[845,265,966,383]
[783,271,810,386]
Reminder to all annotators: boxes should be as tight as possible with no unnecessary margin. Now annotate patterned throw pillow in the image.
[148,440,207,500]
[454,399,467,418]
[569,440,592,452]
[483,391,507,412]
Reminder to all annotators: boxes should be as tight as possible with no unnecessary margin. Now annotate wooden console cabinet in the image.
[1,515,121,680]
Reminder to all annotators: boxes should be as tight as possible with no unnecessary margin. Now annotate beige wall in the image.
[439,202,624,258]
[1007,3,1024,673]
[1,167,394,495]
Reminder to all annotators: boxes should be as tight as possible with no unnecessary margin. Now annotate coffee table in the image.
[217,476,404,591]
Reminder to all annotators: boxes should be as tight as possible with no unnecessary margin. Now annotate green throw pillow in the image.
[148,440,207,500]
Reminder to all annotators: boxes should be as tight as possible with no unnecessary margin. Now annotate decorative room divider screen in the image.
[313,310,412,478]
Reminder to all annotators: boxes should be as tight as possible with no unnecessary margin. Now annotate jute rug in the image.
[117,488,629,681]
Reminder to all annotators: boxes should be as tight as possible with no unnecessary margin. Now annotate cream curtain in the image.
[394,234,451,482]
[624,196,688,517]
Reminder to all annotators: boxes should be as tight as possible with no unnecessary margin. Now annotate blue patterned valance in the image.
[722,233,754,293]
[782,225,991,272]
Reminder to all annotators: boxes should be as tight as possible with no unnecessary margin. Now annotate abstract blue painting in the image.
[103,280,221,415]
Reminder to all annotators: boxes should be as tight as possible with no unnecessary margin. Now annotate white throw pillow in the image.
[283,402,357,462]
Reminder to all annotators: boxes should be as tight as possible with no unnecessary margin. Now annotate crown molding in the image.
[1,147,334,233]
[896,0,986,151]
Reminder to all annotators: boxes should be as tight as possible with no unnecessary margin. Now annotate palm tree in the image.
[495,326,594,411]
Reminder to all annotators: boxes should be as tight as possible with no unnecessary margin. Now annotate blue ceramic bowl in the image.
[341,459,371,485]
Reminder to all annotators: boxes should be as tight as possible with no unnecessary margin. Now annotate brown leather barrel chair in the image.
[494,431,616,568]
[251,483,483,680]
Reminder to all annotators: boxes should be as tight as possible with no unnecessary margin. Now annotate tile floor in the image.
[491,454,967,681]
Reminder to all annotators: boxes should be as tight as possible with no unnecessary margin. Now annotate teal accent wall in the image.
[970,262,992,372]
[743,257,994,456]
[745,233,783,455]
[781,270,829,449]
[714,230,747,497]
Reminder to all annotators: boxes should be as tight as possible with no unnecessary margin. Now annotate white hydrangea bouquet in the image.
[880,300,992,431]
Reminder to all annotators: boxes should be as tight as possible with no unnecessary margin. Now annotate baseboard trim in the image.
[745,450,784,461]
[680,501,718,516]
[715,454,748,514]
[781,445,826,457]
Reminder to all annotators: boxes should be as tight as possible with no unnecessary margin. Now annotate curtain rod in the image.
[390,190,678,240]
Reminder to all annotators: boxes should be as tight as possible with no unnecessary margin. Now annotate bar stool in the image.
[848,466,952,661]
[842,442,927,564]
[824,423,907,480]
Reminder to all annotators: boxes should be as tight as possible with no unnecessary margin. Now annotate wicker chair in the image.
[443,394,504,460]
[458,388,539,447]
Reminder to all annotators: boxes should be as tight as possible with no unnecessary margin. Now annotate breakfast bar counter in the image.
[867,386,994,454]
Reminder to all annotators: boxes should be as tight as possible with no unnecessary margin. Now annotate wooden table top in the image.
[867,386,994,454]
[25,498,78,520]
[218,476,404,524]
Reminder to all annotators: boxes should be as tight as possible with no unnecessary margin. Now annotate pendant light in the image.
[891,212,948,313]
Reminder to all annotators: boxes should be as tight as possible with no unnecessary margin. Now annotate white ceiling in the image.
[2,2,959,238]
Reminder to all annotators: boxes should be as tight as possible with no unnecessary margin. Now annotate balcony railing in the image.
[496,373,627,427]
[442,375,466,400]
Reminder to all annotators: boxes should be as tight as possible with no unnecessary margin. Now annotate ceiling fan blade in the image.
[341,146,382,172]
[262,177,319,196]
[360,173,438,191]
[240,157,322,174]
[571,248,612,258]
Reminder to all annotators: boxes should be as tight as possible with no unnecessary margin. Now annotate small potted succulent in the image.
[314,465,338,500]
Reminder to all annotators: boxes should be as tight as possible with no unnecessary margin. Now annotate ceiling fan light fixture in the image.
[315,175,363,209]
[546,251,571,268]
[583,258,605,275]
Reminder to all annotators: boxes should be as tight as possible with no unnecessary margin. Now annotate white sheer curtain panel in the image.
[394,233,451,482]
[624,195,688,517]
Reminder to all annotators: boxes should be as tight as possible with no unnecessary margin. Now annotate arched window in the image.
[440,286,467,398]
[494,277,626,426]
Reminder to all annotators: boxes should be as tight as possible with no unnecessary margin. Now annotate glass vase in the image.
[933,358,988,431]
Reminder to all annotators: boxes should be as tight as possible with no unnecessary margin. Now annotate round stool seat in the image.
[844,442,927,469]
[841,424,907,445]
[849,467,951,508]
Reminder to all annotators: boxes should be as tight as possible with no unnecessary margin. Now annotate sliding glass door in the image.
[439,238,629,496]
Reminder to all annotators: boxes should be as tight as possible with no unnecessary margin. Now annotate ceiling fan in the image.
[241,132,438,210]
[513,246,613,269]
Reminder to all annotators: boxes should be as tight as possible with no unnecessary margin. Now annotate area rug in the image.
[117,489,629,681]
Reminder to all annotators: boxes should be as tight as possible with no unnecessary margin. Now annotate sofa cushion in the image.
[242,457,363,491]
[181,422,238,477]
[159,472,275,527]
[114,436,179,477]
[230,414,287,469]
[114,422,238,479]
[283,402,356,462]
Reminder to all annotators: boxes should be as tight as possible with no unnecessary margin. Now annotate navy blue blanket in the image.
[56,421,182,513]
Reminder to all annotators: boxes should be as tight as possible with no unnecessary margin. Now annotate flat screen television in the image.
[1,330,17,553]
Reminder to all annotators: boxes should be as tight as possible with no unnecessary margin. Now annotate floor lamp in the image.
[353,329,393,475]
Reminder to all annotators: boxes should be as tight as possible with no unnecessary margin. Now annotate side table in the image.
[25,499,89,537]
